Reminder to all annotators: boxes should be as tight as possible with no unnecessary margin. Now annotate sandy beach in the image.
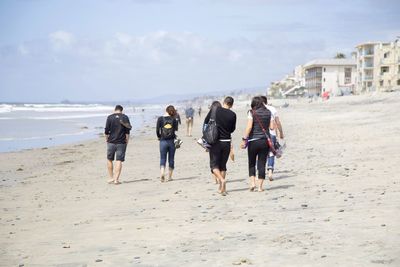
[1,92,400,266]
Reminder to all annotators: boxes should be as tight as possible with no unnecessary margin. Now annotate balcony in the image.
[363,76,373,81]
[363,62,374,68]
[363,50,374,56]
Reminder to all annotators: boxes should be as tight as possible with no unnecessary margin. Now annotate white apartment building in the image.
[303,59,357,96]
[356,41,400,93]
[294,65,306,87]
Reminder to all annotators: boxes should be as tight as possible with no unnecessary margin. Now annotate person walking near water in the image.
[204,96,236,196]
[185,106,195,136]
[241,96,273,192]
[105,105,132,185]
[156,105,179,182]
[198,106,202,117]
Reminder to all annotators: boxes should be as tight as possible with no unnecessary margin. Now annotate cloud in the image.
[0,30,329,101]
[49,31,76,51]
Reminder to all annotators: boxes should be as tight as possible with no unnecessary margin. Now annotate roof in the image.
[355,42,380,48]
[303,58,356,69]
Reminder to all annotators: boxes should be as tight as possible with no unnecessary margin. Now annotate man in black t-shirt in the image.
[104,105,131,185]
[204,96,236,196]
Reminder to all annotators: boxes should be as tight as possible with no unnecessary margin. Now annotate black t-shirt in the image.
[204,107,236,139]
[105,113,131,144]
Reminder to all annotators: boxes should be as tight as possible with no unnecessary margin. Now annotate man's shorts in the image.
[107,143,127,162]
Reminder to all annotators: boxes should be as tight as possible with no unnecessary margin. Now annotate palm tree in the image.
[334,53,346,59]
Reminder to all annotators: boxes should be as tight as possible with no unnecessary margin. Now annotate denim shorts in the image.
[107,143,127,162]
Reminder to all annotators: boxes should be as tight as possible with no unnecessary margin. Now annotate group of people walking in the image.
[104,95,284,195]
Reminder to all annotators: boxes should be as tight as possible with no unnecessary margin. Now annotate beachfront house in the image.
[303,59,357,96]
[356,41,400,93]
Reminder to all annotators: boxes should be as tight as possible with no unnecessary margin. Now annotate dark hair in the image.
[260,95,267,105]
[210,101,222,109]
[251,96,265,110]
[166,105,176,117]
[115,105,123,112]
[224,96,234,107]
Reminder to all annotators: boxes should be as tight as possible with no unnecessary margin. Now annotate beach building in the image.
[303,59,356,96]
[294,65,306,87]
[356,41,400,93]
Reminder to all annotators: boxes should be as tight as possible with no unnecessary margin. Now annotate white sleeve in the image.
[247,110,253,120]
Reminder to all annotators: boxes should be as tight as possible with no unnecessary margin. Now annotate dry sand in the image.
[1,92,400,267]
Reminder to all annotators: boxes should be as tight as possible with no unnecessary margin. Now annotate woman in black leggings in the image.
[241,96,272,192]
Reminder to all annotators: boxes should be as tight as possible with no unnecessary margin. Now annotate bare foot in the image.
[161,175,165,182]
[114,180,121,185]
[107,179,114,184]
[258,187,264,192]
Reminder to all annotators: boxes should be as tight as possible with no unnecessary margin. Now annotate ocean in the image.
[0,103,163,152]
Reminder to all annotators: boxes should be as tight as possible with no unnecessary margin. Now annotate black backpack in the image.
[203,107,219,145]
[161,117,175,139]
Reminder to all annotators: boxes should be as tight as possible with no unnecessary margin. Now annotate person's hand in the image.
[240,140,247,149]
[280,134,284,139]
[229,148,235,162]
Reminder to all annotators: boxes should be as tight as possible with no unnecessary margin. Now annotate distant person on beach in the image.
[105,105,132,185]
[198,106,202,117]
[204,96,236,196]
[241,96,272,192]
[261,96,284,181]
[175,109,182,130]
[156,105,179,182]
[185,106,195,136]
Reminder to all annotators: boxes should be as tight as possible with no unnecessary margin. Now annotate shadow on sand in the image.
[229,184,295,193]
[123,178,150,184]
[172,176,199,181]
[267,184,295,190]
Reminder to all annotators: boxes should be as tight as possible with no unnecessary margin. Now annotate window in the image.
[397,79,400,86]
[345,68,352,84]
[323,67,326,72]
[381,66,389,74]
[384,52,390,58]
[379,80,384,86]
[323,78,326,82]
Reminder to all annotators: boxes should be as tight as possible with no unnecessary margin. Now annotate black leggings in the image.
[248,139,269,179]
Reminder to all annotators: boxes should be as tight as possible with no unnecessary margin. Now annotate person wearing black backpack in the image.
[203,96,236,196]
[156,105,179,182]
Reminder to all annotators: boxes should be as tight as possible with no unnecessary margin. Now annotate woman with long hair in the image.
[241,96,273,192]
[156,105,178,182]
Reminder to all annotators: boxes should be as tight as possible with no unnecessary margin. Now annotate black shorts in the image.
[107,143,127,162]
[209,141,231,172]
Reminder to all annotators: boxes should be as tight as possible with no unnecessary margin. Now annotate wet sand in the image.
[1,92,399,266]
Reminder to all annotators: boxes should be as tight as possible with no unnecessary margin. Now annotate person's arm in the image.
[231,113,237,133]
[241,116,253,149]
[104,116,111,142]
[275,116,284,139]
[156,117,162,139]
[173,118,178,132]
[125,117,131,144]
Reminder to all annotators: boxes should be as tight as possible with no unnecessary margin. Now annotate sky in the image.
[0,0,399,102]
